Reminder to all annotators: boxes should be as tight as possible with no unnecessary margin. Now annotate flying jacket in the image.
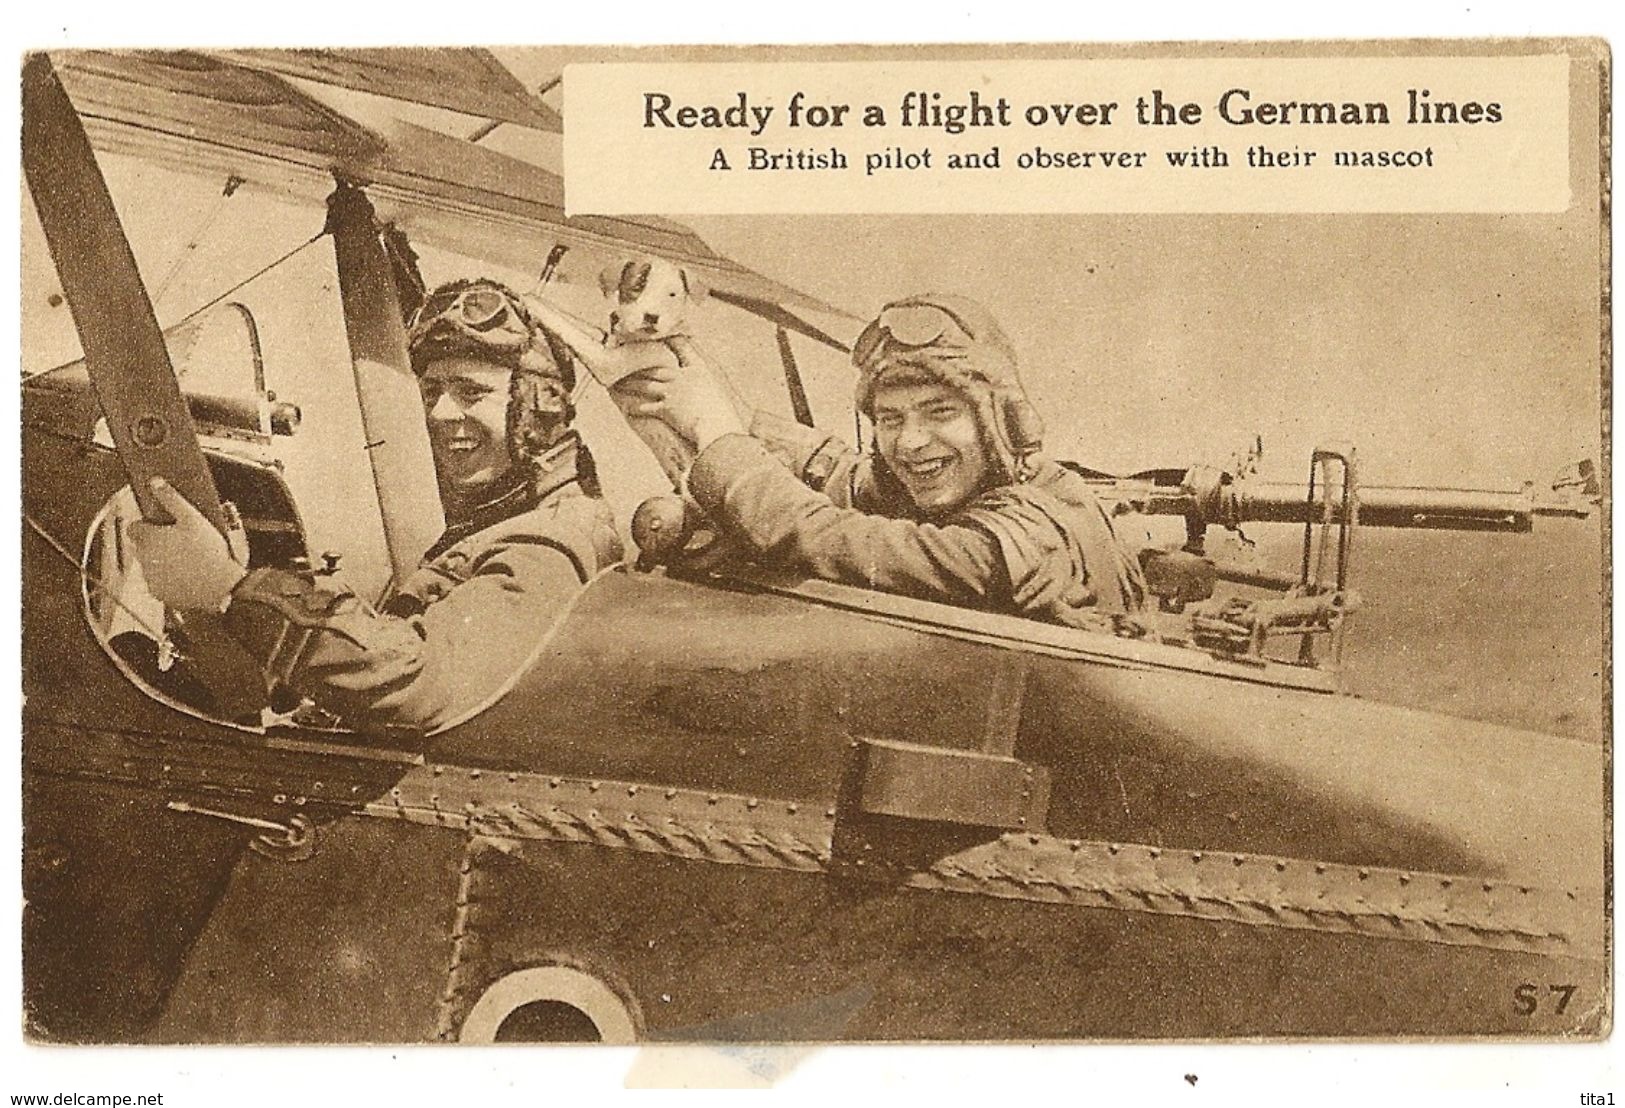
[688,417,1146,628]
[222,434,622,733]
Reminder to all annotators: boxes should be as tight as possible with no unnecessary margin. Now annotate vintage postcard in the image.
[17,35,1609,1068]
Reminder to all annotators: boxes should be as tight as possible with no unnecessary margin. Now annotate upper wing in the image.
[210,47,565,133]
[51,49,854,334]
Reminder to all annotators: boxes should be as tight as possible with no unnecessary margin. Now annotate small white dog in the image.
[522,256,720,486]
[520,256,698,387]
[599,257,707,344]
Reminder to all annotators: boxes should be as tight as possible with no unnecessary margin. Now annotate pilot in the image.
[623,293,1146,628]
[128,278,622,732]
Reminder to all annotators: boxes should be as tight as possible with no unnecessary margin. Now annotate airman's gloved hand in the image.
[126,478,249,612]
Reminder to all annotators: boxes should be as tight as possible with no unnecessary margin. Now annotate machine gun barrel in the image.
[1088,466,1595,534]
[1242,482,1558,532]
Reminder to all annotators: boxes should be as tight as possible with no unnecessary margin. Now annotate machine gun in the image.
[1071,446,1599,669]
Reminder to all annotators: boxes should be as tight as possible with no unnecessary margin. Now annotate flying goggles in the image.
[852,301,978,370]
[409,285,526,335]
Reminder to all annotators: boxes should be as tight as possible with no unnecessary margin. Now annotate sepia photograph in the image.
[14,28,1610,1083]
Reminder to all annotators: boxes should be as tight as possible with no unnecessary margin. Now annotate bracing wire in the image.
[23,231,328,380]
[166,231,329,331]
[150,174,245,308]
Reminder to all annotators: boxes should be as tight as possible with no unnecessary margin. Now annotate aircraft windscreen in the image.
[33,302,270,439]
[168,303,263,410]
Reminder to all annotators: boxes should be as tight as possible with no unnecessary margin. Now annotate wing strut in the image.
[325,183,445,593]
[775,327,815,428]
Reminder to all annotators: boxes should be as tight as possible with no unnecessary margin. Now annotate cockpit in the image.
[43,293,1356,744]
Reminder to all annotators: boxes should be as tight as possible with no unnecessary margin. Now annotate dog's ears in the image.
[598,257,707,302]
[679,266,709,302]
[598,260,635,301]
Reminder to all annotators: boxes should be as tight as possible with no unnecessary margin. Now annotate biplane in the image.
[20,47,1606,1043]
